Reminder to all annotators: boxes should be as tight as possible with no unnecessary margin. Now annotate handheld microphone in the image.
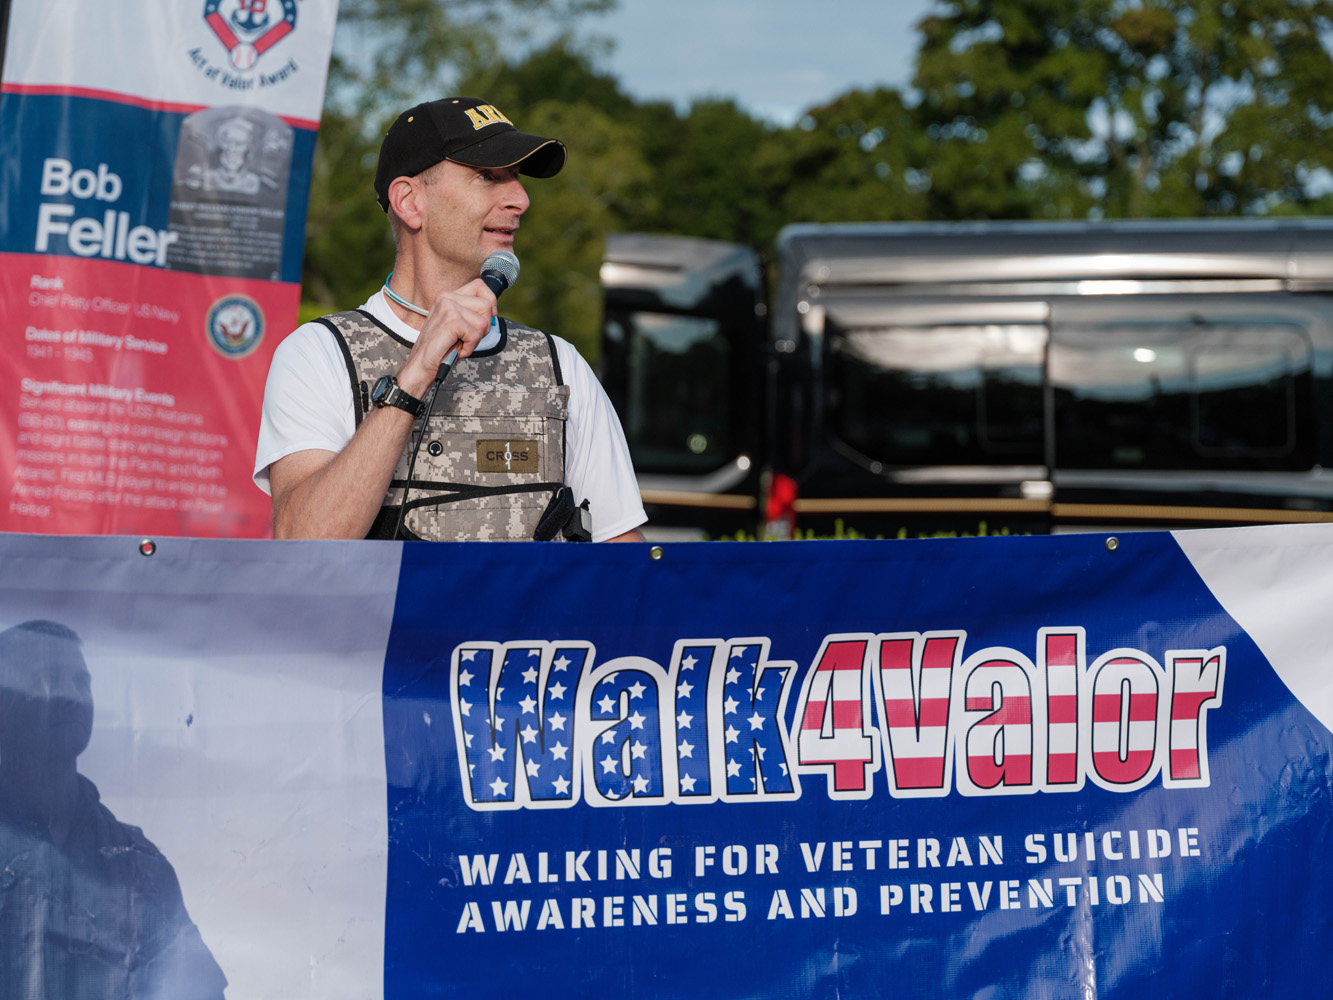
[437,251,521,382]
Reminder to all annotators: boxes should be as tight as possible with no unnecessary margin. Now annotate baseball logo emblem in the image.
[203,0,297,70]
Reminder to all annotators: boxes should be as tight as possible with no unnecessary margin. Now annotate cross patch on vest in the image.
[477,440,539,473]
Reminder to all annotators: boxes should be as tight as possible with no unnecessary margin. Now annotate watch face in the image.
[369,374,422,416]
[370,375,394,405]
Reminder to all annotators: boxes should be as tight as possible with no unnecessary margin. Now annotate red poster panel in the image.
[6,254,292,537]
[1,1,339,537]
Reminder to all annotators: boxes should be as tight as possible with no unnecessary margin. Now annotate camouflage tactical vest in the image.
[319,309,570,541]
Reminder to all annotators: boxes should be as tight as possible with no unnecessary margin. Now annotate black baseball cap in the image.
[374,97,566,210]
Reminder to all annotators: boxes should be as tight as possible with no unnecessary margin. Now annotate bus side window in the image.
[827,322,1046,467]
[1051,318,1315,471]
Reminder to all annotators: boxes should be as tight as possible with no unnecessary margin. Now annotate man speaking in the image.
[254,98,646,542]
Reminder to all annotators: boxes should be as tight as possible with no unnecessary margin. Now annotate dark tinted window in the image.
[606,310,732,473]
[828,324,1046,466]
[1051,320,1314,470]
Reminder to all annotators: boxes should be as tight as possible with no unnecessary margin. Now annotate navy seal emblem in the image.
[206,295,265,358]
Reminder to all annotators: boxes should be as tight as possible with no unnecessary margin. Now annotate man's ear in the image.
[387,176,425,231]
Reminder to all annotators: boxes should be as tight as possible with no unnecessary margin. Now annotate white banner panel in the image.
[0,534,396,998]
[5,0,338,124]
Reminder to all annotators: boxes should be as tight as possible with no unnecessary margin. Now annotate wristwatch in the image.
[369,375,423,417]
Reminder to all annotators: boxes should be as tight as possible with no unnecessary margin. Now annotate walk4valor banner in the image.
[0,1,338,538]
[1,525,1330,998]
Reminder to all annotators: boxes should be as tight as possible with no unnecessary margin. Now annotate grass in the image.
[718,520,1021,541]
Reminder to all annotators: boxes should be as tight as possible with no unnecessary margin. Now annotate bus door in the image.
[600,235,765,540]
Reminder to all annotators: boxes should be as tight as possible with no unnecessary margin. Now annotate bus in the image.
[600,219,1333,539]
[599,232,766,539]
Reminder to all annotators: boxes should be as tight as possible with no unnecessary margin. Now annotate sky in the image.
[591,0,939,127]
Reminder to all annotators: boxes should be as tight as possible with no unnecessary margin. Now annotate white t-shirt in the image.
[253,291,646,542]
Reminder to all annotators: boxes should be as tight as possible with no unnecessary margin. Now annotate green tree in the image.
[328,0,614,117]
[913,0,1333,219]
[636,98,785,246]
[766,89,933,231]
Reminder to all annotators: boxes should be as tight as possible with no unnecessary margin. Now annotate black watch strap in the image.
[371,375,423,417]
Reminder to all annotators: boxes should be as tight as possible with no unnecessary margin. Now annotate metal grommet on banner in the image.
[139,539,156,557]
[649,545,664,562]
[1105,537,1119,552]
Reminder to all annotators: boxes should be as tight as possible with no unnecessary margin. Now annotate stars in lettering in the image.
[456,644,591,808]
[725,725,740,744]
[735,650,794,800]
[673,644,713,798]
[720,643,795,797]
[747,746,769,789]
[590,669,662,802]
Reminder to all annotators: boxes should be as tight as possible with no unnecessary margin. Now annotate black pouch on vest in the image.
[563,499,592,542]
[533,487,593,542]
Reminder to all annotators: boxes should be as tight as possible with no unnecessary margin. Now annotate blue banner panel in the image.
[3,526,1332,998]
[382,531,1332,999]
